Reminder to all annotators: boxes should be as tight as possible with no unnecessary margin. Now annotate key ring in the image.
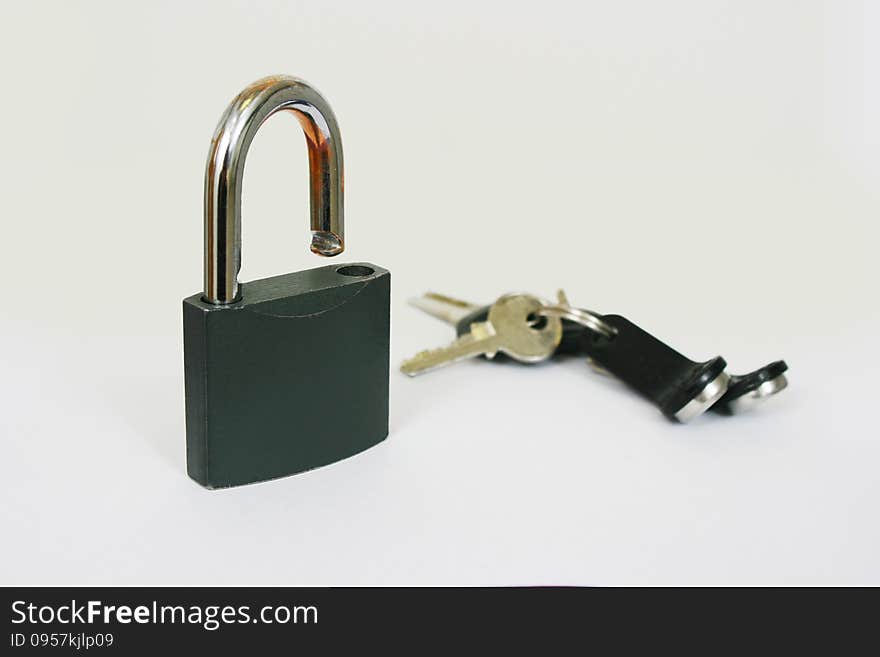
[537,290,618,339]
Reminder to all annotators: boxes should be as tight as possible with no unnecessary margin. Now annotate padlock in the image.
[183,75,390,489]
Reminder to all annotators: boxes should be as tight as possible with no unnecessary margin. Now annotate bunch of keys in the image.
[401,291,788,423]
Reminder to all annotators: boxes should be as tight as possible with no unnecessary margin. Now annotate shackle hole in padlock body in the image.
[337,265,375,277]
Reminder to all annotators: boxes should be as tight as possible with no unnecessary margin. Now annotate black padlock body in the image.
[580,315,726,419]
[183,263,390,489]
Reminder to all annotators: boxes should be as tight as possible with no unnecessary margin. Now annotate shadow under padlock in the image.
[183,75,390,489]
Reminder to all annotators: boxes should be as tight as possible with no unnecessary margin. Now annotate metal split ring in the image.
[537,304,618,339]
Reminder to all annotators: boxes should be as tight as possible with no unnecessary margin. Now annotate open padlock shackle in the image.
[204,75,344,304]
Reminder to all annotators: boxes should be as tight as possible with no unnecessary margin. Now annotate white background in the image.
[1,0,877,585]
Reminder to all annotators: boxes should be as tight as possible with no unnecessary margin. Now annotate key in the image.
[545,296,789,418]
[710,360,789,415]
[408,290,582,359]
[430,293,728,421]
[412,291,788,421]
[547,295,788,419]
[408,292,480,325]
[409,292,589,356]
[578,316,729,422]
[401,293,563,376]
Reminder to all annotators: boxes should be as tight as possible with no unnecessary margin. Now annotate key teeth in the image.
[400,346,452,376]
[400,333,488,376]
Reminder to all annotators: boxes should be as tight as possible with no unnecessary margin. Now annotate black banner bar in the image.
[1,587,873,653]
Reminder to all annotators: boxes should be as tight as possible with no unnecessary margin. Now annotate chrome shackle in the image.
[203,75,344,304]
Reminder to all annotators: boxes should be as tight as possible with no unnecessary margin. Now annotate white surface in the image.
[1,0,878,585]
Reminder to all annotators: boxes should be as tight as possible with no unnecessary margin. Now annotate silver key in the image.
[408,292,480,325]
[400,293,562,376]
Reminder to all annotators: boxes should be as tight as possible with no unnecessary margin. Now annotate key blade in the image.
[408,292,481,326]
[400,323,498,376]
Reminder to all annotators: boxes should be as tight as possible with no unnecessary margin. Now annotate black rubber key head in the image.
[456,305,727,422]
[710,360,789,415]
[579,315,728,422]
